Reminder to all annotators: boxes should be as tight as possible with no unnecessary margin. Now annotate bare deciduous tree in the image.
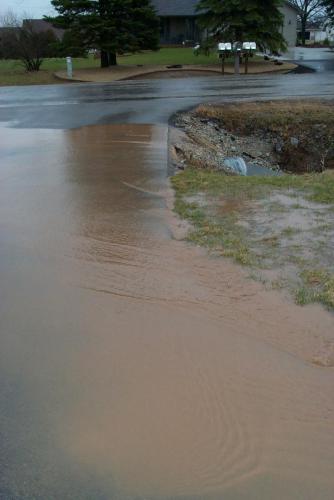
[0,9,20,28]
[290,0,325,44]
[0,11,57,71]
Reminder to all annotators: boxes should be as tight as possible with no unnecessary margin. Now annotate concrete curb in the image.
[54,62,297,84]
[54,72,88,83]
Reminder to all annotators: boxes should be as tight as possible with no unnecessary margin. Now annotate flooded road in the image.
[1,121,334,500]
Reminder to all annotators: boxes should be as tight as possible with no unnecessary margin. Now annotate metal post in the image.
[221,54,225,75]
[245,54,249,74]
[234,52,240,75]
[66,56,73,79]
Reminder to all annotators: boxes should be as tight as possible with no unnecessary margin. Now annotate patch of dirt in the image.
[128,69,222,79]
[239,192,334,290]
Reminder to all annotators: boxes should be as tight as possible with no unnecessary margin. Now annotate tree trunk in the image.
[100,51,117,67]
[245,55,249,74]
[101,50,109,68]
[108,52,117,66]
[301,17,307,46]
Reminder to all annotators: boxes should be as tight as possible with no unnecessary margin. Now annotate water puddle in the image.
[247,163,282,176]
[224,157,281,176]
[0,124,333,499]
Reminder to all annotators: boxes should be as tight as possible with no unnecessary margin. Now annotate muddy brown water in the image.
[0,123,334,499]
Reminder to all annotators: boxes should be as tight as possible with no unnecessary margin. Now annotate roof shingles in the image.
[151,0,199,17]
[151,0,299,17]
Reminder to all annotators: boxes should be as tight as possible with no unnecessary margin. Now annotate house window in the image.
[160,18,170,41]
[185,18,195,41]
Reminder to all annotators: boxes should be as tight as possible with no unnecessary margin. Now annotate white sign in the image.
[218,42,232,51]
[66,56,73,78]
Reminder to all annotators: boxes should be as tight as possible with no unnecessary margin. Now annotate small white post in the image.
[66,56,73,78]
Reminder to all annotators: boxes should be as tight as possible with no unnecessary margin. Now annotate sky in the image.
[0,0,55,19]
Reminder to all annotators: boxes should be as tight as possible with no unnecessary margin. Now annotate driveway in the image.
[1,75,334,500]
[285,46,334,72]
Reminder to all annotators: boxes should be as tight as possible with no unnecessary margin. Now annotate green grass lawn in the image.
[0,56,100,85]
[118,47,223,65]
[0,49,231,86]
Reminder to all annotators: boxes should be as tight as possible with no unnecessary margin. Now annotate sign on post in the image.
[66,56,73,79]
[218,41,257,75]
[217,43,232,74]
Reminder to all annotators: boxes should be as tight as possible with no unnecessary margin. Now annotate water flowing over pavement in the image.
[0,75,334,499]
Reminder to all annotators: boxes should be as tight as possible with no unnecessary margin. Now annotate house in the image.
[152,0,200,45]
[151,0,298,47]
[299,19,334,44]
[282,2,298,47]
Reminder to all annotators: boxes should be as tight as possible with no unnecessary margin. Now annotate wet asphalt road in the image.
[0,71,333,129]
[1,72,334,500]
[287,46,334,73]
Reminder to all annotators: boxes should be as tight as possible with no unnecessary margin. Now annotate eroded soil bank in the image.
[171,100,334,174]
[170,101,334,313]
[0,122,333,499]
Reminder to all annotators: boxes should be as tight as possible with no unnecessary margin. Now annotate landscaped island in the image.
[0,49,295,86]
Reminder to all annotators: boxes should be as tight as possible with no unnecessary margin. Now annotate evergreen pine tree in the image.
[197,0,287,52]
[322,0,334,24]
[48,0,159,67]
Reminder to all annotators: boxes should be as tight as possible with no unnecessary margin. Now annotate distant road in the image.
[285,46,334,73]
[0,71,333,129]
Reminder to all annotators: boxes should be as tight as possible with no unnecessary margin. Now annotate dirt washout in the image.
[0,123,333,499]
[186,100,334,173]
[169,102,334,315]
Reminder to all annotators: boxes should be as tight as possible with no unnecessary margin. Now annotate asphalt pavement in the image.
[0,70,333,129]
[285,46,334,73]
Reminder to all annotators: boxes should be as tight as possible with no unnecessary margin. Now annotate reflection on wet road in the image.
[0,72,333,128]
[286,46,334,73]
[1,121,334,500]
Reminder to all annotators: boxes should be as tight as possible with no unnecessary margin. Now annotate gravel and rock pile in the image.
[171,113,281,174]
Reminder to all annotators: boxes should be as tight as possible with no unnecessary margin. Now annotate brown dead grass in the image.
[195,100,334,131]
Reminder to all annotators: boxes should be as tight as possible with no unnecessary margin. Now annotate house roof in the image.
[151,0,199,17]
[151,0,299,17]
[285,1,300,13]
